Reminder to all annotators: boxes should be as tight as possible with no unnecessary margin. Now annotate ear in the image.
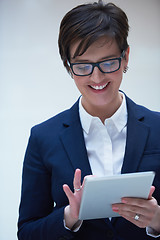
[123,47,130,73]
[125,46,130,65]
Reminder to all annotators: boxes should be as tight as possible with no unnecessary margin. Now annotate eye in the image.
[100,59,119,72]
[74,64,91,73]
[102,60,116,68]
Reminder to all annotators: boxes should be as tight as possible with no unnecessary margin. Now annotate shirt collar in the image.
[105,93,128,133]
[79,97,93,134]
[79,93,128,134]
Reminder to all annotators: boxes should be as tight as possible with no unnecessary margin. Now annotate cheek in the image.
[73,76,84,93]
[73,76,87,88]
[73,76,80,86]
[111,70,123,84]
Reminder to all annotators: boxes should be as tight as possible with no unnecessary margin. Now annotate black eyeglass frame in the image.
[68,50,126,76]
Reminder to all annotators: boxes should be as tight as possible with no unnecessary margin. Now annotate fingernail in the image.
[121,198,127,203]
[112,206,119,212]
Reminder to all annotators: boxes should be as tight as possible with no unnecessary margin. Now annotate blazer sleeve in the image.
[17,128,74,240]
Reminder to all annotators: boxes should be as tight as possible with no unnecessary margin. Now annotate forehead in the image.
[70,37,120,61]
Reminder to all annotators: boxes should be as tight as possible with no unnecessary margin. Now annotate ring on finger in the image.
[134,214,140,221]
[74,186,82,192]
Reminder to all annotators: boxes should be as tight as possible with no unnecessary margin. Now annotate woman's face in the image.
[69,37,129,118]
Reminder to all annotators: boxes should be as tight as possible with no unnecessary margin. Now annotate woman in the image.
[18,1,160,239]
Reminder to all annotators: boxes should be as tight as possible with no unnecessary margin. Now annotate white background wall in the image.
[0,0,160,239]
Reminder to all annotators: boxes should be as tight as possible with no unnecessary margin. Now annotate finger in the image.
[114,206,150,228]
[63,184,74,200]
[73,169,81,190]
[113,200,157,224]
[120,213,147,228]
[121,197,149,208]
[148,186,155,200]
[113,203,144,216]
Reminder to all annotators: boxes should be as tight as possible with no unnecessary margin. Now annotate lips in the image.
[90,82,109,90]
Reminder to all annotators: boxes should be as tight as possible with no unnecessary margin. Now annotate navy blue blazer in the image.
[18,95,160,240]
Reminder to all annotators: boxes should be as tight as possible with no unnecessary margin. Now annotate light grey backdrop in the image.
[0,0,160,239]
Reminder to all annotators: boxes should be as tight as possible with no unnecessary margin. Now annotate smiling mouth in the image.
[90,82,109,90]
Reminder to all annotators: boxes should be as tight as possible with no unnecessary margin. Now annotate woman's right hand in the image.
[63,169,84,230]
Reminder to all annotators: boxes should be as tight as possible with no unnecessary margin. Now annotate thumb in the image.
[148,186,155,200]
[63,184,74,202]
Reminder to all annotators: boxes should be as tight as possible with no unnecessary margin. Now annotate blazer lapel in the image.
[60,100,92,180]
[121,96,150,174]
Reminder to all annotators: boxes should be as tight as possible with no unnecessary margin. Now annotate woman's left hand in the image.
[112,186,160,232]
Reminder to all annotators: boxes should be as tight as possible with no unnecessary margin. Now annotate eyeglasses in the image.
[68,50,125,76]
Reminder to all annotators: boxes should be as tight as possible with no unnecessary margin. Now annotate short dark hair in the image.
[58,1,129,73]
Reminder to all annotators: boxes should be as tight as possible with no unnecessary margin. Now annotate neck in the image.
[81,92,123,124]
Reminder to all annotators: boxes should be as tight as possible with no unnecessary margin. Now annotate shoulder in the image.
[137,105,160,132]
[31,99,80,136]
[138,105,160,123]
[125,94,160,135]
[136,103,160,118]
[126,95,160,122]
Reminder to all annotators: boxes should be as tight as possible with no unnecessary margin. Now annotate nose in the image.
[90,66,105,83]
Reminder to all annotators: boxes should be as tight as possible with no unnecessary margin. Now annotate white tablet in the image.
[79,171,155,220]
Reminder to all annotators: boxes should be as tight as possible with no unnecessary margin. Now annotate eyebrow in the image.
[70,54,119,63]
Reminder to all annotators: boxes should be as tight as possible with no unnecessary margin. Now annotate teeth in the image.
[91,83,108,90]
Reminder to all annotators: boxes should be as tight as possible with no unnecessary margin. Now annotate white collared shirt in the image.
[79,93,127,177]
